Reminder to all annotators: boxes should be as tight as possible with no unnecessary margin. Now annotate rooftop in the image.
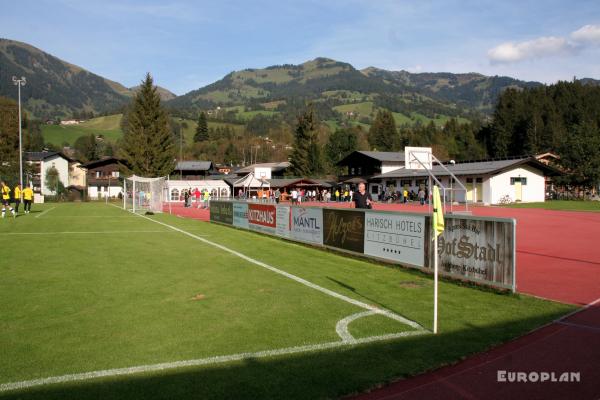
[236,161,291,174]
[371,156,560,179]
[336,151,405,166]
[175,161,213,171]
[25,151,73,162]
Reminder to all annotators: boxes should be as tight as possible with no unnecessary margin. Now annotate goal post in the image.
[124,175,166,213]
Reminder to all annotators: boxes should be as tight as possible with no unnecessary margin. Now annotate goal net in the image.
[124,175,166,213]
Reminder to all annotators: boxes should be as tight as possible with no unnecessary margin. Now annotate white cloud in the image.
[488,24,600,64]
[488,36,571,64]
[571,24,600,45]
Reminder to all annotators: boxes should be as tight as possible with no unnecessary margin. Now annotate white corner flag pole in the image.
[432,184,443,335]
[433,224,439,334]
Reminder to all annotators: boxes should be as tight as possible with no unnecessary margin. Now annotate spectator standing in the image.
[194,188,201,208]
[353,182,372,209]
[274,188,281,204]
[418,188,426,205]
[203,189,210,209]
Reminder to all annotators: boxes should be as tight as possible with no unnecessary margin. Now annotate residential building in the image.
[336,151,405,196]
[81,157,124,199]
[173,161,213,180]
[69,161,87,189]
[24,151,73,195]
[234,162,291,179]
[370,156,560,204]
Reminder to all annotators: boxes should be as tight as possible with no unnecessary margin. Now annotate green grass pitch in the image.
[503,200,600,212]
[0,203,574,399]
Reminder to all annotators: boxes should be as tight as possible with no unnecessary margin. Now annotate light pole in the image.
[12,76,26,189]
[179,118,183,179]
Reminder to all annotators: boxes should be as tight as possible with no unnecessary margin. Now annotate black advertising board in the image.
[323,209,365,253]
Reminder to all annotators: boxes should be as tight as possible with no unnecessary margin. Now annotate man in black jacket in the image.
[353,182,372,209]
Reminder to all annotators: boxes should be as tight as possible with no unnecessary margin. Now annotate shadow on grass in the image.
[325,276,418,323]
[0,309,572,400]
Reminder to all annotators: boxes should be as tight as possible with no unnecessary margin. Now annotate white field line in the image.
[336,311,377,342]
[0,330,427,393]
[554,296,600,323]
[127,209,424,331]
[36,216,138,218]
[34,207,56,218]
[0,230,172,235]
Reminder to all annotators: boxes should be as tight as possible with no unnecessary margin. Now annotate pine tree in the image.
[290,107,321,176]
[119,73,175,177]
[325,128,357,167]
[368,109,397,150]
[23,120,45,152]
[558,120,600,188]
[74,134,99,162]
[194,112,209,142]
[0,96,20,184]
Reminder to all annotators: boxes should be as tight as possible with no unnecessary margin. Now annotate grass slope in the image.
[41,115,123,146]
[42,115,245,147]
[0,203,574,399]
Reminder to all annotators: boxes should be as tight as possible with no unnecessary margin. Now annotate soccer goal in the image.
[123,175,166,213]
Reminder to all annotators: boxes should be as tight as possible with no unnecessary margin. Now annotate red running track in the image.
[165,201,600,400]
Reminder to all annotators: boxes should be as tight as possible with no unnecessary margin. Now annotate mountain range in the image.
[1,38,597,121]
[0,39,175,117]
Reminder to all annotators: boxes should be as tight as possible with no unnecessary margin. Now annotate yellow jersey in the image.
[14,186,21,200]
[23,187,33,201]
[1,185,10,200]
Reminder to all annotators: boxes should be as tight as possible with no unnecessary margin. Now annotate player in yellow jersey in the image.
[22,185,34,214]
[13,184,22,214]
[1,180,16,218]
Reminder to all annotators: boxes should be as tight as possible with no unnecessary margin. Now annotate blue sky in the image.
[2,0,600,94]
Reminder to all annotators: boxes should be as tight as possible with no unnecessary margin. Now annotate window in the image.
[350,168,355,175]
[510,177,528,185]
[111,171,119,178]
[371,185,379,195]
[220,188,229,197]
[95,171,101,178]
[400,179,412,187]
[170,188,179,201]
[466,178,473,183]
[357,167,362,175]
[476,178,483,183]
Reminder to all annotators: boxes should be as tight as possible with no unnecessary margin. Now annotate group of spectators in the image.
[232,185,431,207]
[235,187,356,204]
[181,188,211,208]
[381,187,429,205]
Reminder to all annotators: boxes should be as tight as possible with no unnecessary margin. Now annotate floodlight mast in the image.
[13,76,26,189]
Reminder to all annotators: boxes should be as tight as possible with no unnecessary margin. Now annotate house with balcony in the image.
[81,157,125,199]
